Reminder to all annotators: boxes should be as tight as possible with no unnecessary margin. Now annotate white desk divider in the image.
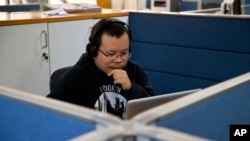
[70,121,209,141]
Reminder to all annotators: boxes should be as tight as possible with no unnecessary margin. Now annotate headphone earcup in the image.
[86,43,98,57]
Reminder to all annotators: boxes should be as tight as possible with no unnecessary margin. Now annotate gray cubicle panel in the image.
[131,72,250,141]
[70,122,209,141]
[182,4,250,15]
[180,0,202,11]
[243,4,250,14]
[0,86,122,141]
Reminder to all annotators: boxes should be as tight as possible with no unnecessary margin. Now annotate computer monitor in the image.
[151,0,181,12]
[125,88,201,120]
[221,0,242,14]
[0,86,122,141]
[132,72,250,141]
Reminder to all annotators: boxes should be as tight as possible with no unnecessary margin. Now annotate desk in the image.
[0,8,129,26]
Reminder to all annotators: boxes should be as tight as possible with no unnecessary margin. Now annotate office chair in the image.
[50,66,72,91]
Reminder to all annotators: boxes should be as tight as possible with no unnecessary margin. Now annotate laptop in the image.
[125,88,201,120]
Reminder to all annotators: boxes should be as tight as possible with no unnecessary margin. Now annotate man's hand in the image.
[108,69,132,90]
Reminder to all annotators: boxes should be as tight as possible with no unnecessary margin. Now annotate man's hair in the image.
[86,19,131,57]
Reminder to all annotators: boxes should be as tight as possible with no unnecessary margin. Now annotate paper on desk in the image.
[43,8,68,16]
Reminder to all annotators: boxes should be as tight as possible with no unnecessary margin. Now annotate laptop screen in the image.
[125,88,201,120]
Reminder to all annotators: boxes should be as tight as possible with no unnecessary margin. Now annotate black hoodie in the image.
[47,53,155,119]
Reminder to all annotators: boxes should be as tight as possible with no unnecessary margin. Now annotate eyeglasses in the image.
[98,49,131,60]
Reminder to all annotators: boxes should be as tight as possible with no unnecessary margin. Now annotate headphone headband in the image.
[89,19,130,42]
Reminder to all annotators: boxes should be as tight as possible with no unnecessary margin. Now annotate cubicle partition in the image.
[244,4,250,14]
[0,85,209,141]
[71,122,208,141]
[0,86,122,141]
[129,11,250,94]
[183,4,250,15]
[180,0,202,11]
[132,72,250,141]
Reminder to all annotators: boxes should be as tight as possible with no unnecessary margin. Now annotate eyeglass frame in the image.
[98,49,131,60]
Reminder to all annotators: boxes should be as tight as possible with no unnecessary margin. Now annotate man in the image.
[47,19,155,119]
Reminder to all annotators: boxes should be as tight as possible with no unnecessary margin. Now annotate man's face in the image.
[94,33,130,74]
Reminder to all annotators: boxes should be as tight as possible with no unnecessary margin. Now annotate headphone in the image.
[86,19,132,57]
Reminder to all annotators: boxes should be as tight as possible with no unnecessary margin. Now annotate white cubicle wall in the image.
[71,122,209,141]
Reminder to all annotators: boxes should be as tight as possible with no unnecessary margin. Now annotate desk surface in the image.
[0,9,129,26]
